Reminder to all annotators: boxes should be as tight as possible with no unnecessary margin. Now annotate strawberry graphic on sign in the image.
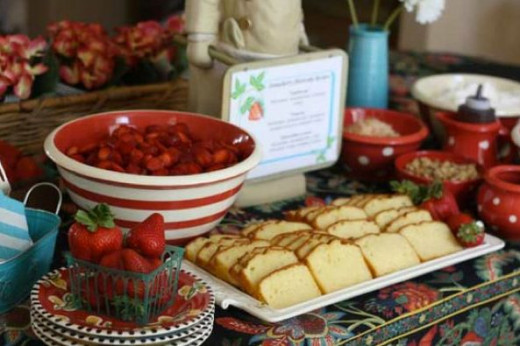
[231,71,266,121]
[248,101,264,121]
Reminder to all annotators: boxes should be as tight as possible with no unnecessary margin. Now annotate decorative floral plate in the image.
[32,312,214,346]
[31,310,214,345]
[30,268,215,338]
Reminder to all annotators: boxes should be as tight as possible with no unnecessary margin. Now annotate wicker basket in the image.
[0,79,188,156]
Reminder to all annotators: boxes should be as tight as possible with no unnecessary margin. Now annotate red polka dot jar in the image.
[436,112,502,169]
[477,165,520,241]
[341,108,428,181]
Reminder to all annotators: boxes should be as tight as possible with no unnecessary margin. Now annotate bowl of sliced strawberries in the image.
[44,110,262,245]
[66,204,184,324]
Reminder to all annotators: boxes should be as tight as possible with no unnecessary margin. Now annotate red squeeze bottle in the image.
[456,84,496,123]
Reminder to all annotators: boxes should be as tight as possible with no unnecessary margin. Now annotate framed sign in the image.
[222,49,348,182]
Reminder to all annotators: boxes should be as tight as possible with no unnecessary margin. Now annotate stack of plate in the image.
[30,267,215,345]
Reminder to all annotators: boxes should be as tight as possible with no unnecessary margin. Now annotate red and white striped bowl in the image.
[44,110,261,245]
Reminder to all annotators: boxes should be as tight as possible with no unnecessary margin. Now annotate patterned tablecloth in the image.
[2,51,520,346]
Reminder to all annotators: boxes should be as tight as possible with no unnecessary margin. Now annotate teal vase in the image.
[346,24,389,108]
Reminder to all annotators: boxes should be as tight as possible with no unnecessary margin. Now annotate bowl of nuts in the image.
[394,150,482,205]
[44,110,262,245]
[342,108,429,180]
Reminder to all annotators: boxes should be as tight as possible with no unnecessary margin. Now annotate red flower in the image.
[0,34,48,99]
[165,15,185,35]
[48,20,117,90]
[390,282,440,312]
[113,21,168,66]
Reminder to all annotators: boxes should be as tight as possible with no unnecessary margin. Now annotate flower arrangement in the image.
[48,21,118,90]
[347,0,446,30]
[112,17,185,84]
[0,15,185,101]
[0,35,49,100]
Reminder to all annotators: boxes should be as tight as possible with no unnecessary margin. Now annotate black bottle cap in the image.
[456,84,496,123]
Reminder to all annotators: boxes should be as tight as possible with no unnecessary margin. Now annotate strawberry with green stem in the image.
[446,213,485,247]
[391,180,460,221]
[68,203,123,263]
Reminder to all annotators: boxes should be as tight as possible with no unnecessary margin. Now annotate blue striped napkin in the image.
[0,191,32,263]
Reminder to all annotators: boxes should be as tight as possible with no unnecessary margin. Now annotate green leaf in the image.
[74,210,98,232]
[250,72,265,92]
[257,71,265,83]
[31,51,59,98]
[395,294,408,304]
[232,79,246,99]
[112,295,146,321]
[106,56,130,87]
[240,96,255,115]
[74,203,115,231]
[326,136,335,149]
[390,180,425,205]
[427,180,444,199]
[122,60,162,85]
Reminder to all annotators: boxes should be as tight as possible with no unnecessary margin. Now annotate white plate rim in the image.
[33,318,214,346]
[411,73,520,117]
[30,268,215,338]
[183,233,506,322]
[31,309,214,345]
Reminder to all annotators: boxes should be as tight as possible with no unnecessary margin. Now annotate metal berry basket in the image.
[65,245,184,325]
[0,183,62,313]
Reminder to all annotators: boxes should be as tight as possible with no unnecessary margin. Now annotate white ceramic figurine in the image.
[186,0,308,116]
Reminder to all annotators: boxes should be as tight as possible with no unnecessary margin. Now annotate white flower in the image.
[400,0,445,24]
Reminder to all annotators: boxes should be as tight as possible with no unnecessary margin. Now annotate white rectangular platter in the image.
[182,234,505,323]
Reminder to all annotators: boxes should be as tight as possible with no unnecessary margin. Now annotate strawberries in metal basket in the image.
[126,213,165,258]
[68,203,123,263]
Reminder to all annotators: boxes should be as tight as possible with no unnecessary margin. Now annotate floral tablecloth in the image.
[2,51,520,346]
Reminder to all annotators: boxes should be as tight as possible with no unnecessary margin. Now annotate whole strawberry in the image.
[68,203,123,262]
[126,213,165,258]
[447,214,485,247]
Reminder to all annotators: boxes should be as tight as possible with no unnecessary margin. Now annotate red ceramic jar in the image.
[436,112,501,168]
[395,150,482,206]
[342,108,428,181]
[477,165,520,241]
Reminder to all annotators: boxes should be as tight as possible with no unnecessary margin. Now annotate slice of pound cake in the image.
[311,205,367,229]
[235,247,299,297]
[209,240,271,285]
[385,209,432,233]
[326,220,380,240]
[304,240,373,294]
[363,195,413,217]
[399,221,463,261]
[185,234,242,262]
[249,221,312,240]
[355,233,420,277]
[373,206,417,229]
[257,263,322,309]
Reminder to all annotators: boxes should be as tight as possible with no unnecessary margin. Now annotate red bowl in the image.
[478,165,520,240]
[395,150,482,206]
[342,108,428,180]
[44,110,262,245]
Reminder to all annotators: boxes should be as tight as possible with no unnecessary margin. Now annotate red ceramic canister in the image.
[477,165,520,241]
[437,112,501,168]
